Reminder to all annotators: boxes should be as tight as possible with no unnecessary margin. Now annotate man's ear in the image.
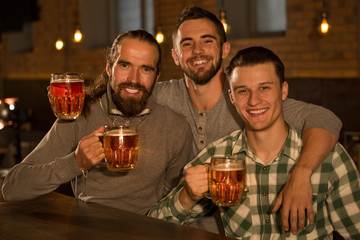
[171,49,180,66]
[106,61,111,77]
[228,89,235,104]
[281,81,289,100]
[222,42,231,59]
[155,72,161,82]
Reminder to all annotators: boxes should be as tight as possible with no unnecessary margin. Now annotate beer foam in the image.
[106,129,137,136]
[52,79,83,83]
[211,163,244,171]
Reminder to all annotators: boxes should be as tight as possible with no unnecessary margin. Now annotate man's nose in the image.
[192,42,204,55]
[248,92,261,106]
[127,68,140,83]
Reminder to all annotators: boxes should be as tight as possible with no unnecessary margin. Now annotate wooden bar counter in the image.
[0,192,232,240]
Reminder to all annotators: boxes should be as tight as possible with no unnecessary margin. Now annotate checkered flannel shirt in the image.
[148,123,360,239]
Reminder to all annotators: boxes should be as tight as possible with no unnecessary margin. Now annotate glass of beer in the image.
[208,156,246,207]
[50,72,85,120]
[103,125,139,172]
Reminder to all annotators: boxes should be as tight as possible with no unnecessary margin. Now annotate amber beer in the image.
[103,126,139,172]
[208,157,246,207]
[50,73,85,120]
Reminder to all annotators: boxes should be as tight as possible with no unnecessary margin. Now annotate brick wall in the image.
[227,0,359,79]
[0,0,359,135]
[0,0,358,82]
[0,0,106,82]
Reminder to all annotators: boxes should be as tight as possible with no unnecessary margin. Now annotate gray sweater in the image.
[2,87,193,215]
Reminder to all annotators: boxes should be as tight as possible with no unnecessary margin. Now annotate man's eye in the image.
[236,89,247,94]
[261,86,270,90]
[119,63,128,68]
[182,42,191,47]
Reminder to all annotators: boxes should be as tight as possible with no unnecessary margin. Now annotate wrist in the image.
[179,188,197,210]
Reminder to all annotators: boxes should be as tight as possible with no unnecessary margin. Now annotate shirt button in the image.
[262,166,267,171]
[199,113,204,117]
[265,219,270,224]
[262,192,267,196]
[200,140,204,145]
[198,126,202,131]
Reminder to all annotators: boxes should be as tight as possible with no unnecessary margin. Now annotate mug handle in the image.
[203,162,211,199]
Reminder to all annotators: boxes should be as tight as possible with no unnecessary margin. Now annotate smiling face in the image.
[172,18,229,85]
[106,37,159,117]
[228,62,288,132]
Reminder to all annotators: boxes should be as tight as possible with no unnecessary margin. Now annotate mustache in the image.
[117,82,148,94]
[187,55,212,62]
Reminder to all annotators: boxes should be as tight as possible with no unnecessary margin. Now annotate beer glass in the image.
[208,156,246,207]
[50,72,85,120]
[103,125,139,172]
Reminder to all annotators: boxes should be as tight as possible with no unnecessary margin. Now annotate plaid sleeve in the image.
[327,144,360,239]
[147,178,214,225]
[148,133,239,223]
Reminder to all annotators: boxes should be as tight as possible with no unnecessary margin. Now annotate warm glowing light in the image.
[319,11,330,35]
[4,97,18,106]
[320,19,329,34]
[221,20,228,34]
[220,10,230,34]
[155,30,164,44]
[55,39,64,50]
[74,29,82,42]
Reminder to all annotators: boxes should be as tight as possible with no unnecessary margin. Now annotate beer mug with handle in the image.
[103,125,139,172]
[207,156,246,207]
[49,72,85,120]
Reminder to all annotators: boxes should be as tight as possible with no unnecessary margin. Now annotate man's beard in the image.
[181,54,222,85]
[111,82,154,117]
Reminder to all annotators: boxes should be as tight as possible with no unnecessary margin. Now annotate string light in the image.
[220,10,229,34]
[155,28,164,44]
[73,27,82,43]
[219,0,230,34]
[55,38,64,50]
[319,11,330,35]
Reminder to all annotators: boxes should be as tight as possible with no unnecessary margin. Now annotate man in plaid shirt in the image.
[148,46,360,239]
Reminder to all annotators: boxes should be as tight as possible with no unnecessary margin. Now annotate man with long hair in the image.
[2,30,193,215]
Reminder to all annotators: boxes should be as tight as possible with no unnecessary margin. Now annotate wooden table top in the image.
[0,192,232,240]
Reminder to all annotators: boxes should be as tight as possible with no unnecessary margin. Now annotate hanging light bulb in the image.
[220,10,229,34]
[55,38,64,50]
[155,27,164,44]
[319,11,330,35]
[73,26,83,43]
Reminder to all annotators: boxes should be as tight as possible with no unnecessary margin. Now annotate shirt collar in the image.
[106,82,152,117]
[231,122,302,163]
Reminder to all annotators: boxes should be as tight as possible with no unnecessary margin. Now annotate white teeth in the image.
[193,60,207,65]
[248,109,267,114]
[125,88,139,94]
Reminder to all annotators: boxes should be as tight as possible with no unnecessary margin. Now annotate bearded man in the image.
[2,30,193,215]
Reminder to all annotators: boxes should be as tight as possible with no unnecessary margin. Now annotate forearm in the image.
[295,128,337,174]
[148,184,211,226]
[2,153,81,201]
[148,185,191,223]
